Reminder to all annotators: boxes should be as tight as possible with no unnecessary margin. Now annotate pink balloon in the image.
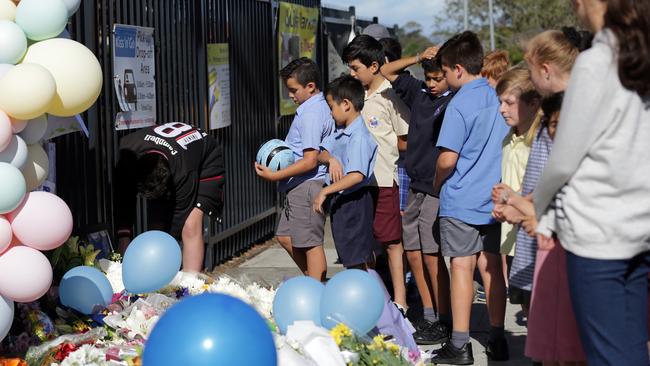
[0,246,52,303]
[0,111,11,152]
[0,216,11,254]
[8,192,72,251]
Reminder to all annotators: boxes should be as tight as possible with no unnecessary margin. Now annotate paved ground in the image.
[221,221,530,365]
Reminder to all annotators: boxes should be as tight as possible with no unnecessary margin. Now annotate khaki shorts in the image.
[276,180,326,248]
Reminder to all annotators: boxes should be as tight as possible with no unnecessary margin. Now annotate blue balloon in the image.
[273,276,324,334]
[122,230,181,294]
[143,293,277,366]
[59,266,113,314]
[320,269,384,334]
[256,139,294,172]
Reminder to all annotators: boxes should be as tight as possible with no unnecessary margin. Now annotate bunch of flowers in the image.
[329,324,412,366]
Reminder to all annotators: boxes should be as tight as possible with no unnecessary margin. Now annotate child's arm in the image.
[317,149,344,182]
[380,46,439,82]
[433,148,458,196]
[254,148,318,181]
[312,172,364,214]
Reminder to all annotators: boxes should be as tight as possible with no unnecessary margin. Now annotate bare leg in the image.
[450,255,478,332]
[181,208,206,272]
[502,254,509,288]
[276,235,308,275]
[477,251,507,327]
[299,245,327,282]
[385,241,407,307]
[423,252,450,316]
[406,250,434,309]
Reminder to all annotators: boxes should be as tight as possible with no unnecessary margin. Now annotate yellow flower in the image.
[387,342,401,356]
[372,335,386,350]
[330,323,353,346]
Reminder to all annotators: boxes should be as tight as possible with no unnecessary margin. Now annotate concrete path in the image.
[222,221,531,365]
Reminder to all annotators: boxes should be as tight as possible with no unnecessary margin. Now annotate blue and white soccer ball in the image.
[256,139,294,172]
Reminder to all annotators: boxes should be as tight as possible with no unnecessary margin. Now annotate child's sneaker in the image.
[475,285,487,303]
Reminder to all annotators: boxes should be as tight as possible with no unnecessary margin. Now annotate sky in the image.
[322,0,446,34]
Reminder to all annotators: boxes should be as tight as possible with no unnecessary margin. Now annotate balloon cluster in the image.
[273,269,385,335]
[0,0,103,342]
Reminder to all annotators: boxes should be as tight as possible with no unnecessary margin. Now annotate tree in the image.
[432,0,578,63]
[396,21,434,57]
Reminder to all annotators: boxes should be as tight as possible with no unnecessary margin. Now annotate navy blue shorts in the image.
[330,187,375,267]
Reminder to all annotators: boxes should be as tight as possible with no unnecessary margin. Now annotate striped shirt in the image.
[509,126,553,291]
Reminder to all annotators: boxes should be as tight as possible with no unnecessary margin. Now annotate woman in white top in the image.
[534,1,650,365]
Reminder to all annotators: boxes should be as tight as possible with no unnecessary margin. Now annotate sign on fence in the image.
[112,24,157,130]
[207,43,232,129]
[277,2,319,116]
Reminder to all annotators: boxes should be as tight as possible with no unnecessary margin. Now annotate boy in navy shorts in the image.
[313,75,377,269]
[381,47,453,344]
[431,32,510,364]
[255,58,334,281]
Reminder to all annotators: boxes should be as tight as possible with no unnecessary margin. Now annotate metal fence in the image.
[56,0,388,269]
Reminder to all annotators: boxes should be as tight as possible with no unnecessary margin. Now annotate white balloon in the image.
[18,114,47,144]
[20,143,49,191]
[0,294,13,342]
[0,135,27,169]
[0,20,27,65]
[0,0,16,21]
[0,63,12,78]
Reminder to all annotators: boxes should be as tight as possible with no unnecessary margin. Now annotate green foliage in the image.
[395,21,434,57]
[430,0,578,64]
[50,236,101,282]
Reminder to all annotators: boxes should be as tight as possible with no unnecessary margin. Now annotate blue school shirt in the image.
[320,116,378,194]
[279,93,334,192]
[436,78,509,224]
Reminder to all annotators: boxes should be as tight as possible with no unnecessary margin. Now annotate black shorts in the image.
[330,187,375,268]
[195,175,224,217]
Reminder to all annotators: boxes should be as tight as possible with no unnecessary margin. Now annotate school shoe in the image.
[475,285,486,303]
[486,337,509,361]
[431,342,474,365]
[413,319,450,345]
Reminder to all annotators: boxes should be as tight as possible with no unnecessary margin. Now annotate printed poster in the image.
[207,43,231,129]
[112,24,156,130]
[277,2,319,116]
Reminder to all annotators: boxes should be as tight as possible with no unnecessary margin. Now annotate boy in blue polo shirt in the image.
[313,75,377,269]
[255,57,334,282]
[431,32,510,364]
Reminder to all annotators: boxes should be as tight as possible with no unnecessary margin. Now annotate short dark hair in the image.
[541,91,564,119]
[279,57,322,89]
[437,31,484,75]
[135,153,172,199]
[379,37,402,62]
[342,34,385,67]
[422,58,442,74]
[325,75,365,111]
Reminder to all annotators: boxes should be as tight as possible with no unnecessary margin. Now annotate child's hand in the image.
[537,234,555,251]
[521,215,538,237]
[254,162,278,181]
[313,190,327,214]
[493,204,524,224]
[420,46,439,61]
[492,183,514,204]
[328,158,344,183]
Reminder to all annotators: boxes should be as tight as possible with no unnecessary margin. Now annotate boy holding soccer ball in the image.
[254,58,334,281]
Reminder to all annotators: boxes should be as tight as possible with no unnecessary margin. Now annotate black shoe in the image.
[486,337,509,361]
[431,342,474,365]
[413,319,450,345]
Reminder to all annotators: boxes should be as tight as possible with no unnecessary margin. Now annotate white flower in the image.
[98,259,124,294]
[60,344,109,366]
[207,276,276,320]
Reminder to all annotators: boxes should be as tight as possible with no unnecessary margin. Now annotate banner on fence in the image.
[277,2,319,116]
[112,24,157,130]
[207,43,232,129]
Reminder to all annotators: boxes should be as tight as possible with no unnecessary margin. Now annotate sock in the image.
[423,307,438,322]
[489,326,505,341]
[439,313,452,328]
[451,330,470,349]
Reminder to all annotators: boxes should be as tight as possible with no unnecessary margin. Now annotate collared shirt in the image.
[361,79,410,187]
[320,116,378,194]
[500,130,531,256]
[279,92,334,192]
[436,78,509,225]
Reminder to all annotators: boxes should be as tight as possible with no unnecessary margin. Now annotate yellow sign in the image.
[278,2,319,116]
